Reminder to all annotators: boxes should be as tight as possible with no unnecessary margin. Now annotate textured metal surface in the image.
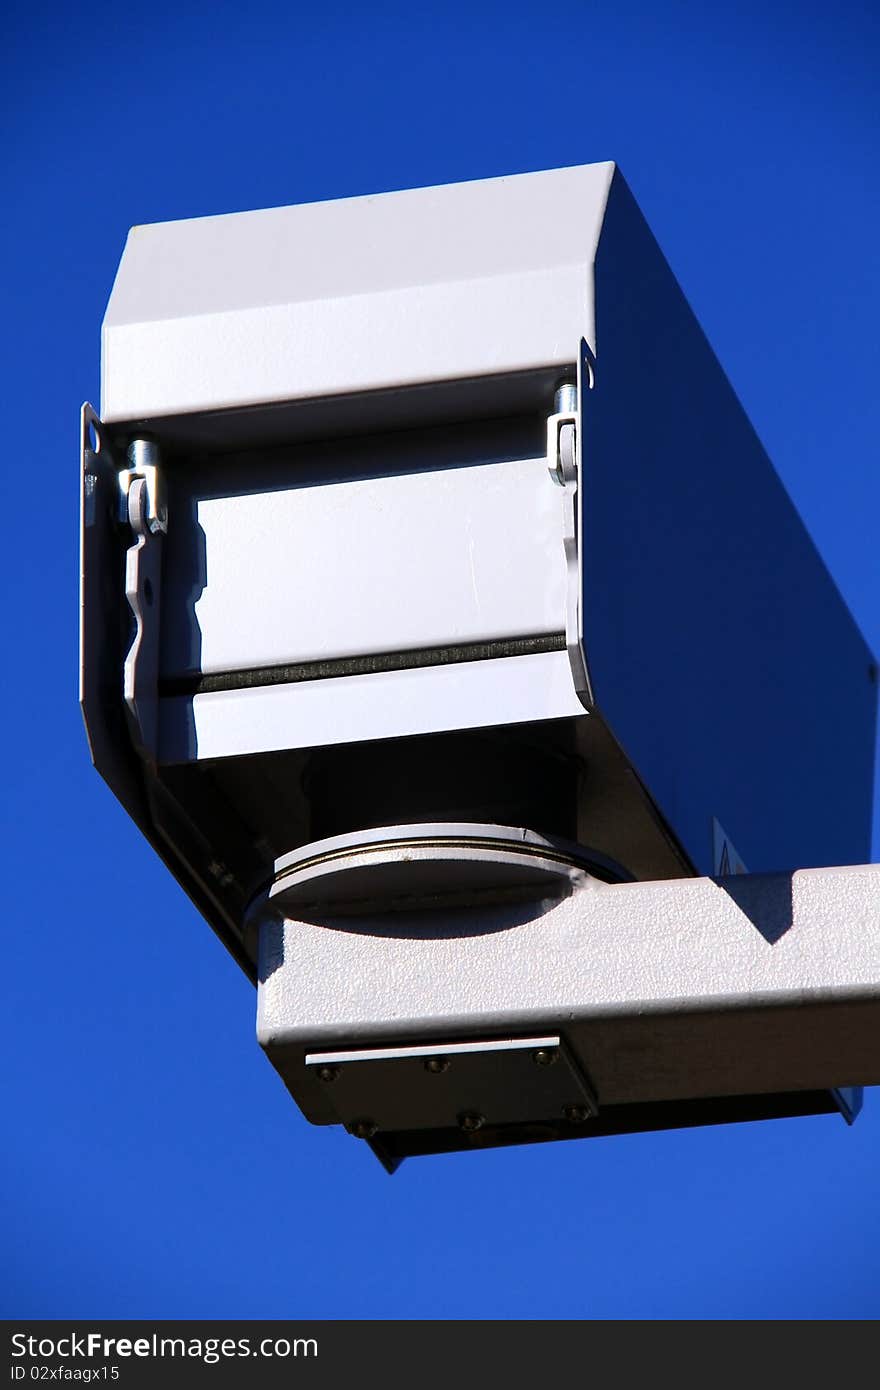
[161,635,567,697]
[258,863,880,1129]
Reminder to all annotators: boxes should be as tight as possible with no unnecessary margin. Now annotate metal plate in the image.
[160,454,565,678]
[305,1035,598,1135]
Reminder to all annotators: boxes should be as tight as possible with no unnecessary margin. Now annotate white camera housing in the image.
[81,164,878,1166]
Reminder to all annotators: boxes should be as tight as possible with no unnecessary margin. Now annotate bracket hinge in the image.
[547,344,594,702]
[547,399,578,489]
[118,439,167,535]
[123,440,166,763]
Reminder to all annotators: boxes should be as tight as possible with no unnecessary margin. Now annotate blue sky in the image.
[2,0,879,1319]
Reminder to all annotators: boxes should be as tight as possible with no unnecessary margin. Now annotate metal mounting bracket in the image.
[123,442,166,764]
[306,1034,599,1171]
[260,861,880,1169]
[547,340,595,703]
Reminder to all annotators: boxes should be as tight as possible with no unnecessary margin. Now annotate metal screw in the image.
[127,437,160,472]
[316,1065,340,1083]
[533,1048,558,1067]
[424,1057,450,1074]
[349,1118,377,1139]
[554,381,577,416]
[563,1104,592,1124]
[458,1112,485,1134]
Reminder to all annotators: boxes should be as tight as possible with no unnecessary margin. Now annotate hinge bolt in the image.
[424,1057,450,1074]
[127,437,160,472]
[563,1104,592,1124]
[124,437,167,534]
[458,1112,485,1133]
[533,1048,558,1067]
[349,1118,378,1139]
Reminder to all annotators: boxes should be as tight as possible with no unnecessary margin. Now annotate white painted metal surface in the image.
[101,163,614,421]
[159,649,586,763]
[259,863,880,1111]
[260,864,880,1041]
[164,455,564,677]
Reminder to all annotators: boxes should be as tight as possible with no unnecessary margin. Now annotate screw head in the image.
[424,1057,450,1074]
[458,1112,485,1134]
[563,1104,592,1124]
[533,1048,558,1068]
[349,1118,378,1140]
[316,1065,340,1083]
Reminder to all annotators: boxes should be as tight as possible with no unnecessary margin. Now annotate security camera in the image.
[81,163,878,1168]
